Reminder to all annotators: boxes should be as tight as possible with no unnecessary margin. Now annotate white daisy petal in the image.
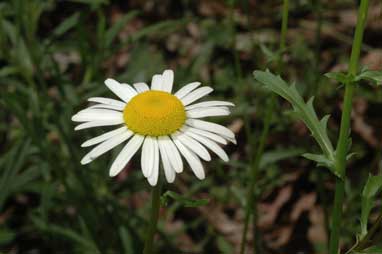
[173,138,205,179]
[121,83,138,96]
[186,119,235,141]
[158,138,176,183]
[109,134,144,177]
[88,97,126,108]
[161,70,174,93]
[162,136,183,173]
[81,130,133,165]
[186,107,230,119]
[72,109,123,122]
[141,136,155,178]
[183,126,227,145]
[174,82,201,99]
[133,82,149,93]
[151,74,163,91]
[147,138,159,186]
[185,101,235,110]
[184,131,229,162]
[105,79,137,102]
[81,126,128,147]
[74,119,124,130]
[172,132,211,161]
[88,103,124,111]
[180,86,213,106]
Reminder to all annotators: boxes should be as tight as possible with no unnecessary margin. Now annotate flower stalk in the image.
[239,1,289,253]
[143,178,163,254]
[329,0,369,253]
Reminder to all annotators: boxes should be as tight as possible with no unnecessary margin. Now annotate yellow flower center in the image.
[123,91,186,136]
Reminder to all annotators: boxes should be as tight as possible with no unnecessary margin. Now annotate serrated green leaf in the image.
[362,175,382,198]
[325,71,352,84]
[253,70,338,176]
[160,191,209,208]
[356,69,382,85]
[302,153,336,171]
[360,175,382,237]
[259,44,279,64]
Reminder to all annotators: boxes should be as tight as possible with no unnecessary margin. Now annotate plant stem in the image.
[143,179,163,254]
[239,1,289,254]
[328,1,369,253]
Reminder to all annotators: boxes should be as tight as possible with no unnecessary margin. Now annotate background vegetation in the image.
[1,0,382,253]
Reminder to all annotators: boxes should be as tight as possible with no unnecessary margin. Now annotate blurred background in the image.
[1,0,382,253]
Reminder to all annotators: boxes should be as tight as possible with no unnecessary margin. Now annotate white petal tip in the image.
[81,142,90,147]
[105,78,116,84]
[80,158,91,165]
[109,171,118,177]
[197,175,205,180]
[147,179,157,186]
[163,69,174,74]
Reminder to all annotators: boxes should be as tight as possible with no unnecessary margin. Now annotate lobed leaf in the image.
[254,70,339,177]
[360,174,382,237]
[356,69,382,85]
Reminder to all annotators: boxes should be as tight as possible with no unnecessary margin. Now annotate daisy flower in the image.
[72,70,236,186]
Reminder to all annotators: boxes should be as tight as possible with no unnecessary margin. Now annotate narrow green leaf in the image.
[259,148,304,169]
[161,191,209,208]
[119,226,135,254]
[105,11,138,47]
[52,13,80,37]
[31,216,100,252]
[360,175,382,237]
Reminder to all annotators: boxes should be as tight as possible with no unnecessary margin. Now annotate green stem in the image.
[239,1,289,254]
[329,1,369,253]
[143,179,163,254]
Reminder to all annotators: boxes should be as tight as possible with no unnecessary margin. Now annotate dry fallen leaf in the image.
[258,185,293,229]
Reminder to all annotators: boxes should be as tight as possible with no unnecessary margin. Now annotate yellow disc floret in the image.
[123,91,186,136]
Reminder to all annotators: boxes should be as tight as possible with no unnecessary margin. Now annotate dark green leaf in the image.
[360,175,382,237]
[260,148,304,169]
[119,227,135,254]
[325,71,353,84]
[52,13,80,37]
[161,191,209,208]
[105,11,138,47]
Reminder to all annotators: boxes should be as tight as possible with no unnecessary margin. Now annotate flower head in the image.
[72,70,236,186]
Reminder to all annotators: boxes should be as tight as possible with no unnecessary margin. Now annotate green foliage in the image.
[253,70,340,177]
[352,245,382,254]
[360,174,382,237]
[325,66,382,86]
[356,68,382,85]
[161,191,209,208]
